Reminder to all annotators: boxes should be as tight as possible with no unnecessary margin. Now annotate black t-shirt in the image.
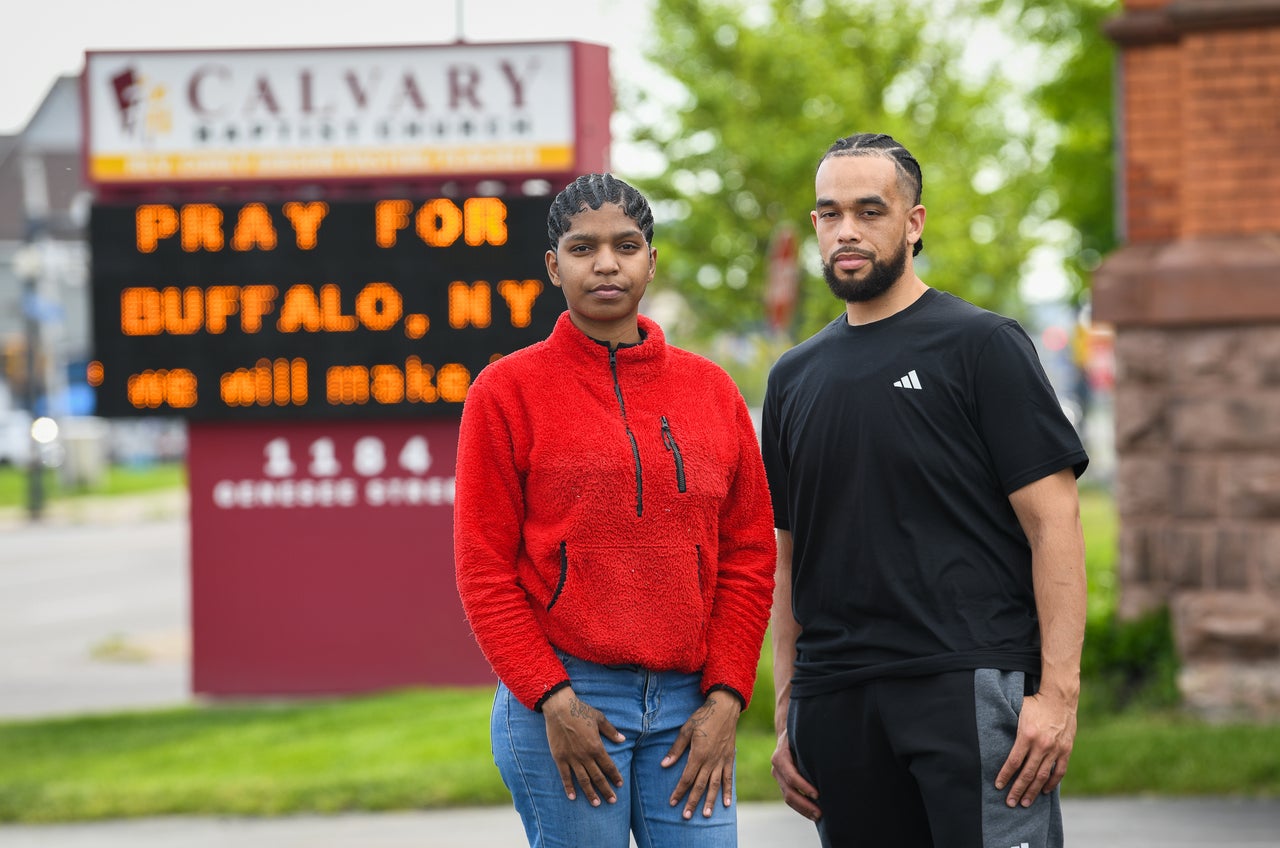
[761,288,1089,697]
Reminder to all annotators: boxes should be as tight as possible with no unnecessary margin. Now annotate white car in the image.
[0,410,33,466]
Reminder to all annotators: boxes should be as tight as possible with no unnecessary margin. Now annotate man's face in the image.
[812,155,922,303]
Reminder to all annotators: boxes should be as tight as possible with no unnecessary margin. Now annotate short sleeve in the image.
[972,322,1089,494]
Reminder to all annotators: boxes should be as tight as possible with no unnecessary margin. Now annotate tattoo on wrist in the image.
[690,697,717,736]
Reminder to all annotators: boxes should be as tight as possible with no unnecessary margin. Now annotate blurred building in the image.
[0,75,185,471]
[0,76,92,424]
[1096,0,1280,719]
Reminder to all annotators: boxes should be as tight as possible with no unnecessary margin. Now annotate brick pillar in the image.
[1096,0,1280,720]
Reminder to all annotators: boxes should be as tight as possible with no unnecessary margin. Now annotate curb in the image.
[0,489,188,531]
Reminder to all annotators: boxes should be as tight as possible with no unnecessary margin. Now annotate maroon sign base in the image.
[187,419,493,697]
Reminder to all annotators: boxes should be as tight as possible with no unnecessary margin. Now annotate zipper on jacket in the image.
[610,347,643,517]
[547,541,568,611]
[661,415,687,493]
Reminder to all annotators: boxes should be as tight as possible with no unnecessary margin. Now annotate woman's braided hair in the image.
[547,173,654,249]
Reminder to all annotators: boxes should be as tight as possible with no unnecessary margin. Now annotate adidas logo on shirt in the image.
[893,369,922,390]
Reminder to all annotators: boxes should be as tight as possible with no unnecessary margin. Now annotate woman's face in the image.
[545,202,655,343]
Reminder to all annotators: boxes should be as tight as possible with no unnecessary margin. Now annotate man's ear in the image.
[907,205,926,249]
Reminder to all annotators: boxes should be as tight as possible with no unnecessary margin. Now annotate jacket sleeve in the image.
[699,392,777,707]
[454,372,569,710]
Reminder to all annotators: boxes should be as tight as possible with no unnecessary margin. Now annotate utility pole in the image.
[19,153,50,520]
[14,246,45,520]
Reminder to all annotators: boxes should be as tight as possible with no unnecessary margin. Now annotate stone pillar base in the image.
[1179,660,1280,722]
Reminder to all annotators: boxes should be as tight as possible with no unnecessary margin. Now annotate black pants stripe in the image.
[788,669,1063,848]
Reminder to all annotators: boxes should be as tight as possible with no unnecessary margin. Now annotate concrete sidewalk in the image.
[3,797,1280,847]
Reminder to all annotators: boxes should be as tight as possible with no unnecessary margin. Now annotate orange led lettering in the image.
[86,361,104,387]
[437,363,471,402]
[221,358,308,407]
[497,279,543,328]
[405,356,436,402]
[463,197,509,246]
[277,285,323,332]
[180,204,225,252]
[121,287,163,335]
[273,358,291,406]
[205,286,241,333]
[171,370,198,407]
[320,284,358,331]
[371,364,405,404]
[220,368,255,406]
[128,369,197,408]
[136,205,178,253]
[326,365,370,404]
[449,281,492,328]
[128,371,165,408]
[163,287,204,335]
[282,201,328,249]
[255,358,272,402]
[375,199,413,247]
[375,197,509,248]
[122,286,274,334]
[355,282,403,331]
[417,199,464,247]
[291,358,308,404]
[231,203,278,251]
[238,285,278,333]
[323,358,470,406]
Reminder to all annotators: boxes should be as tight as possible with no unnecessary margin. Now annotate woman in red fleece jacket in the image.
[454,173,776,848]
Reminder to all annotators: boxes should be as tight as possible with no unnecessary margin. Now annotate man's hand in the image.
[662,693,741,819]
[771,729,822,821]
[994,690,1077,807]
[542,687,625,806]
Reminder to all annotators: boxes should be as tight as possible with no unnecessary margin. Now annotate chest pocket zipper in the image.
[661,416,687,493]
[609,348,643,517]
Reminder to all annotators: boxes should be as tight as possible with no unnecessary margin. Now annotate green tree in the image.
[624,0,1061,361]
[979,0,1120,306]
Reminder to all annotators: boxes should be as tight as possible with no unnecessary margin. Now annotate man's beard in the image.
[822,240,908,303]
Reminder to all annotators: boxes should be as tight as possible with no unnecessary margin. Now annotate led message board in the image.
[89,195,559,419]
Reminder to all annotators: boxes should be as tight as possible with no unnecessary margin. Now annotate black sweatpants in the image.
[788,669,1063,848]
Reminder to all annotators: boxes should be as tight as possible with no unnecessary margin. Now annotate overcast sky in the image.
[2,0,654,134]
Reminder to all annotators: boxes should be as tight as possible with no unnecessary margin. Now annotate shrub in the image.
[1080,605,1180,716]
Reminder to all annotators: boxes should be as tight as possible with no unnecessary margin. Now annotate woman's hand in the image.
[542,686,626,806]
[662,693,742,819]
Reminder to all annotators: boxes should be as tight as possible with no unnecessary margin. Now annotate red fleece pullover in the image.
[455,312,776,711]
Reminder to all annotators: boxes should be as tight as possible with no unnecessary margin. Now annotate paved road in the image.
[0,497,190,719]
[2,497,1279,846]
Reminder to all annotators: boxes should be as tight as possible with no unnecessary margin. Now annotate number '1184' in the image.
[263,436,432,479]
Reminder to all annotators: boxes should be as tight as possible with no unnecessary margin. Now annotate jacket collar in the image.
[549,311,669,382]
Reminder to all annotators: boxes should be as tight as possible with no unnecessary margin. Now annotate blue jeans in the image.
[491,651,738,848]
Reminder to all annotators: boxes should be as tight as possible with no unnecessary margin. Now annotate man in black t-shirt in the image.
[762,133,1088,848]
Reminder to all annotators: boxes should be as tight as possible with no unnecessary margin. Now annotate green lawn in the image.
[0,461,184,509]
[2,482,1277,824]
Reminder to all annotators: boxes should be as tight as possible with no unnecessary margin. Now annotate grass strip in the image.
[0,462,185,509]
